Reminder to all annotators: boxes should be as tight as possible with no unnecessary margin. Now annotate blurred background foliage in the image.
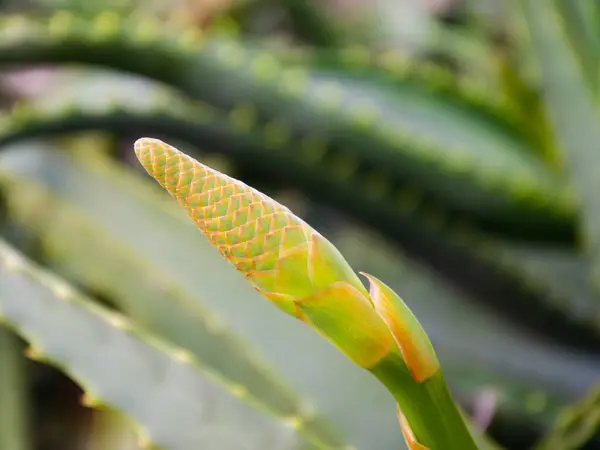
[0,0,600,449]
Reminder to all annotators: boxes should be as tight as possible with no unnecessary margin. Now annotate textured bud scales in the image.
[135,138,314,286]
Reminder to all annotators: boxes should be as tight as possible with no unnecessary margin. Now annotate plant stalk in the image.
[372,353,479,450]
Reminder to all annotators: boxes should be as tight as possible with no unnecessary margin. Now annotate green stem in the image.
[371,353,478,450]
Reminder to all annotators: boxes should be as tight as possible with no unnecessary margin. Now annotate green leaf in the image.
[0,238,316,450]
[0,12,575,238]
[276,0,346,48]
[426,22,499,89]
[536,382,600,450]
[521,0,600,291]
[550,0,599,95]
[0,327,30,450]
[1,81,598,354]
[283,42,521,138]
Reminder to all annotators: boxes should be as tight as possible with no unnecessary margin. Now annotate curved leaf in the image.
[0,12,575,237]
[0,238,315,450]
[521,0,600,291]
[0,90,596,349]
[536,382,600,450]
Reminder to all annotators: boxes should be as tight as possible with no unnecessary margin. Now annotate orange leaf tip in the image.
[360,272,439,383]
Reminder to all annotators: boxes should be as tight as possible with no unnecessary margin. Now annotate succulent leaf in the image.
[0,12,576,237]
[0,239,313,450]
[551,0,599,94]
[521,0,600,292]
[0,92,597,346]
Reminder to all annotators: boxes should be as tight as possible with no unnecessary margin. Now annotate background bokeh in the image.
[0,1,599,449]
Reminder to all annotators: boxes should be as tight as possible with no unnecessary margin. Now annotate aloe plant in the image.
[1,0,600,449]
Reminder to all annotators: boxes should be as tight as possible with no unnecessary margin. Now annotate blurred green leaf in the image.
[0,12,575,236]
[549,0,599,95]
[536,382,600,450]
[521,0,600,292]
[1,5,600,448]
[0,83,597,345]
[0,326,30,450]
[0,238,317,450]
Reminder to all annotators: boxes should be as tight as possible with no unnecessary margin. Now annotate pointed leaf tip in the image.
[360,272,439,382]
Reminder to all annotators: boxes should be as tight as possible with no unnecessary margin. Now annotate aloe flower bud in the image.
[134,138,479,450]
[134,138,396,369]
